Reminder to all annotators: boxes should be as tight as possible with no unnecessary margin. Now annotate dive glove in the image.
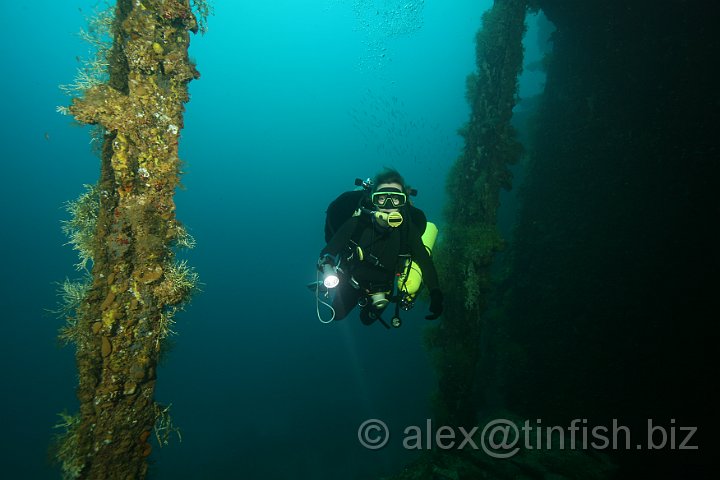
[425,289,444,320]
[317,253,338,270]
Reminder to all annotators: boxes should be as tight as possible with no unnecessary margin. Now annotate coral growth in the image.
[61,184,100,271]
[190,0,214,34]
[153,402,182,446]
[428,0,528,428]
[154,259,200,306]
[53,276,92,345]
[59,5,114,98]
[52,412,83,480]
[54,1,203,478]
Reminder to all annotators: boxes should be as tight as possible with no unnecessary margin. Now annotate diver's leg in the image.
[332,284,361,320]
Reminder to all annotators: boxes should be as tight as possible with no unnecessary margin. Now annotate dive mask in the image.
[371,188,406,209]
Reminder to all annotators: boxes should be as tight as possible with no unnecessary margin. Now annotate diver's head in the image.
[369,168,408,227]
[371,168,407,211]
[370,183,405,228]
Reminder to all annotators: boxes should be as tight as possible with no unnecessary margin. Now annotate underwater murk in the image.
[0,0,712,479]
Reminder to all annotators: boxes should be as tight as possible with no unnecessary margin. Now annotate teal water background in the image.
[0,1,549,478]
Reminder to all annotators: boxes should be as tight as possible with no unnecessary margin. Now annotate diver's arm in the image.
[321,216,359,258]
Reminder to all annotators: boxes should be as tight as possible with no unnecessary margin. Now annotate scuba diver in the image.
[311,168,444,328]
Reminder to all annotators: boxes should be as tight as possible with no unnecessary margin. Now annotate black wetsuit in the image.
[320,203,440,320]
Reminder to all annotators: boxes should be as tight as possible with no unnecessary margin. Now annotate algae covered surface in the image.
[54,1,204,478]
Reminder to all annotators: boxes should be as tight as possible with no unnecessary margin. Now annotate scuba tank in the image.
[397,222,438,309]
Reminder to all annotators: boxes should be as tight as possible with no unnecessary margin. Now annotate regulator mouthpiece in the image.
[322,263,340,289]
[376,211,403,227]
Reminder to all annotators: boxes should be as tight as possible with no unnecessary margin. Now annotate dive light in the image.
[322,263,340,289]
